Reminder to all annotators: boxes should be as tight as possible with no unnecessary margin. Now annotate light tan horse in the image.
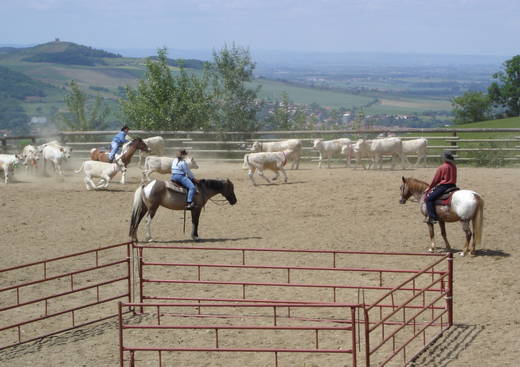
[90,138,149,184]
[399,177,484,256]
[129,178,237,242]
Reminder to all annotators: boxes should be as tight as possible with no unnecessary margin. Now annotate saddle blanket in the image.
[434,186,460,206]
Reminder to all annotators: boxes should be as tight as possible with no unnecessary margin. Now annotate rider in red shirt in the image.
[425,151,457,224]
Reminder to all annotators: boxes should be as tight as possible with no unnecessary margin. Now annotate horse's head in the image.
[222,179,237,205]
[131,138,151,152]
[400,176,413,204]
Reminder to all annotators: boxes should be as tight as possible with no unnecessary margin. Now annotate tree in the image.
[271,92,291,130]
[209,44,260,131]
[121,48,213,131]
[451,91,492,124]
[488,55,520,117]
[56,80,110,132]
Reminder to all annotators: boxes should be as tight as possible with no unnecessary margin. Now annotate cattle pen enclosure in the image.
[1,127,520,166]
[1,241,453,367]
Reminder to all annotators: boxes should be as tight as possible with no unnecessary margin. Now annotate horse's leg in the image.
[120,166,127,184]
[144,205,159,242]
[438,221,452,251]
[191,208,201,241]
[427,222,436,252]
[460,220,473,257]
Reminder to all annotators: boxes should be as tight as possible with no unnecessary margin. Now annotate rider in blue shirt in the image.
[171,149,199,209]
[108,125,130,162]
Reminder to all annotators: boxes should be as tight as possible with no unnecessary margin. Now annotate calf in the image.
[142,155,198,182]
[402,138,428,167]
[0,154,22,183]
[250,139,302,169]
[75,160,125,190]
[39,141,72,176]
[243,150,290,186]
[21,144,41,173]
[312,138,352,168]
[353,137,405,170]
[124,136,165,168]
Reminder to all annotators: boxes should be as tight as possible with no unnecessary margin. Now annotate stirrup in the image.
[185,202,197,210]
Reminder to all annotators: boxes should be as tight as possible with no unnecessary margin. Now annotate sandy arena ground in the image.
[0,160,519,366]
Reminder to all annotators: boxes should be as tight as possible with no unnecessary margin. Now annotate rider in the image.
[171,149,199,210]
[424,151,457,224]
[108,125,130,163]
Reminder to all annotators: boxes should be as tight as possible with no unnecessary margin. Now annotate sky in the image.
[1,0,519,57]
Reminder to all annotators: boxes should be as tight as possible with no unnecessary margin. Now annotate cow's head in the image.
[250,141,261,152]
[312,139,322,150]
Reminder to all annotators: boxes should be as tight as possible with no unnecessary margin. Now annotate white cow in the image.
[142,155,199,182]
[0,154,22,183]
[250,139,302,170]
[75,160,125,190]
[123,136,165,168]
[40,141,72,176]
[402,138,428,168]
[312,138,352,168]
[352,137,406,170]
[21,144,42,173]
[243,150,291,186]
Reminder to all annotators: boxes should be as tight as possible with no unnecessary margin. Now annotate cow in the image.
[75,160,125,190]
[402,138,428,168]
[39,141,72,176]
[142,155,199,182]
[312,138,352,168]
[243,150,291,186]
[250,139,302,170]
[0,154,22,183]
[123,136,165,168]
[21,144,42,173]
[352,137,406,170]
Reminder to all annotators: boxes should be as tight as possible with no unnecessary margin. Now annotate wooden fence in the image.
[2,128,520,165]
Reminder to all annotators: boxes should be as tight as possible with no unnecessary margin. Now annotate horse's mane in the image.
[200,178,226,190]
[406,177,429,192]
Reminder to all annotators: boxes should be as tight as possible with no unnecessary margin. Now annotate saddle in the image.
[434,186,460,206]
[165,180,187,194]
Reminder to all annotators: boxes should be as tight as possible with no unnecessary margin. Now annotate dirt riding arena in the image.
[1,160,519,366]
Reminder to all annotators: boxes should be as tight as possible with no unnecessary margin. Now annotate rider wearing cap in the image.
[171,149,199,210]
[424,151,457,224]
[108,125,130,163]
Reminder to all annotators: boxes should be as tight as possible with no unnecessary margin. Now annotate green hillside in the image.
[455,116,520,128]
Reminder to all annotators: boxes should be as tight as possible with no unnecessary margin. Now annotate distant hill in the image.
[0,40,122,66]
[0,65,56,99]
[456,116,520,129]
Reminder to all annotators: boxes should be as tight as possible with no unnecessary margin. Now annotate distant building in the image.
[30,116,48,124]
[342,112,352,124]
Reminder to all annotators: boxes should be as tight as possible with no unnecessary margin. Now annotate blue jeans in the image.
[172,174,196,203]
[108,141,120,161]
[426,184,456,220]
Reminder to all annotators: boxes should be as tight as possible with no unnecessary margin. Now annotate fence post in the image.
[1,137,6,153]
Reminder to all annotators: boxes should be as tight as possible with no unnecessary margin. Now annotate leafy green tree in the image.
[272,92,291,130]
[121,48,212,130]
[209,44,260,131]
[488,55,520,117]
[451,91,491,124]
[56,80,110,132]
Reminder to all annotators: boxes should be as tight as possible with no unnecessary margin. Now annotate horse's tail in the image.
[74,162,85,174]
[472,194,484,251]
[129,185,148,242]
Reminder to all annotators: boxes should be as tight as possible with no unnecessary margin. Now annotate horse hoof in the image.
[192,236,199,241]
[146,238,154,243]
[428,248,434,253]
[459,252,465,257]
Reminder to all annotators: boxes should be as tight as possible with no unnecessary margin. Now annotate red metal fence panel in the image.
[131,244,453,366]
[0,242,133,350]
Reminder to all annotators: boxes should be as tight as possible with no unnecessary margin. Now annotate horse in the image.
[90,137,149,184]
[129,178,237,242]
[399,177,484,256]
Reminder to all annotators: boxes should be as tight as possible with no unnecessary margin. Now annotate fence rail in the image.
[2,128,520,164]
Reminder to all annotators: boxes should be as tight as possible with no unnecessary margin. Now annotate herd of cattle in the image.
[0,135,428,188]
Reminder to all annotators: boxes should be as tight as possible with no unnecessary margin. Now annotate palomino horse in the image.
[129,178,237,242]
[399,177,484,256]
[90,138,149,184]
